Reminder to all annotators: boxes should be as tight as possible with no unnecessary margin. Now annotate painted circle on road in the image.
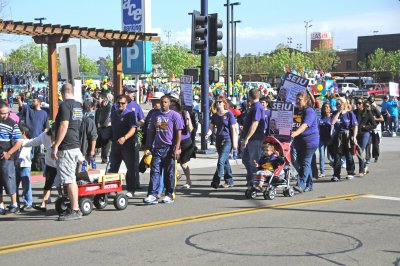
[186,227,362,257]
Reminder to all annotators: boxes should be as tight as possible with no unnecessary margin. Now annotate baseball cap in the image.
[124,85,137,93]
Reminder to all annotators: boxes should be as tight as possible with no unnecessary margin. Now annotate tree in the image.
[386,50,400,81]
[152,42,200,78]
[367,48,389,71]
[309,50,340,71]
[78,55,98,76]
[6,42,48,74]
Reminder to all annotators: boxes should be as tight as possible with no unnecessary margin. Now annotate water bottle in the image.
[232,150,237,160]
[81,160,87,172]
[91,158,96,169]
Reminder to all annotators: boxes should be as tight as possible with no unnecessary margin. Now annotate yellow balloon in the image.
[317,84,323,91]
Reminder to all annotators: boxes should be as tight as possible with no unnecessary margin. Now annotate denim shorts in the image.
[0,160,16,195]
[56,148,83,184]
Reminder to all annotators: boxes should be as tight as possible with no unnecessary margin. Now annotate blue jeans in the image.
[109,140,136,192]
[0,160,17,196]
[389,116,399,132]
[213,138,233,185]
[357,132,370,174]
[148,146,176,198]
[242,139,263,185]
[318,142,333,175]
[294,143,317,190]
[16,167,32,206]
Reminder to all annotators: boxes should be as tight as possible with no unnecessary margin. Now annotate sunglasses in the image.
[357,102,363,104]
[216,101,223,104]
[117,102,126,106]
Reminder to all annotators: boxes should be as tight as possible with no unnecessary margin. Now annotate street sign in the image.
[121,0,152,74]
[122,41,152,74]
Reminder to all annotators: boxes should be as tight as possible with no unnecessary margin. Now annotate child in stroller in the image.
[245,136,294,200]
[252,142,284,191]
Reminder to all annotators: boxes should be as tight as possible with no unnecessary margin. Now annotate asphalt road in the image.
[1,136,400,265]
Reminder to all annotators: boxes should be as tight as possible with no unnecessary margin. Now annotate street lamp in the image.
[304,20,312,52]
[231,20,241,85]
[287,37,292,48]
[296,43,302,50]
[34,17,46,58]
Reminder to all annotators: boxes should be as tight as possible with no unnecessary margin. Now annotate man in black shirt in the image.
[52,83,83,221]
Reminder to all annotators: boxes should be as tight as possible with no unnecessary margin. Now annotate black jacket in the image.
[353,109,376,133]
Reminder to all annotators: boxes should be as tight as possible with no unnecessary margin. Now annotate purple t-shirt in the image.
[122,100,145,122]
[319,116,332,144]
[211,111,237,140]
[149,110,184,148]
[181,112,191,141]
[294,107,319,149]
[242,101,265,141]
[333,111,358,132]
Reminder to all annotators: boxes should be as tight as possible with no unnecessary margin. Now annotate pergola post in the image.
[47,43,59,120]
[113,46,122,96]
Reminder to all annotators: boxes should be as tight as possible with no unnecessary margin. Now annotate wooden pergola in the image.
[0,20,160,119]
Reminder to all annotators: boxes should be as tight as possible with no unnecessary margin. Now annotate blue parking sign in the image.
[122,41,152,74]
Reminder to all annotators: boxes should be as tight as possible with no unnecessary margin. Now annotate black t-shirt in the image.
[55,99,83,150]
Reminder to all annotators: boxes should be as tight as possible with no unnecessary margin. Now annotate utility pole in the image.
[224,0,230,97]
[230,2,240,86]
[165,30,172,44]
[34,17,47,58]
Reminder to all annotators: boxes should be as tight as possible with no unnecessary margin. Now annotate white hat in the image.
[149,91,164,100]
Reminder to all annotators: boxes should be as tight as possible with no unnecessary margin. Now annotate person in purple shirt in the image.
[144,95,183,205]
[241,88,266,186]
[291,91,319,193]
[330,97,358,181]
[206,96,238,188]
[318,103,333,178]
[260,96,271,135]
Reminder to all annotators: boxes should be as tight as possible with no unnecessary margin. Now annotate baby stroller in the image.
[245,136,294,200]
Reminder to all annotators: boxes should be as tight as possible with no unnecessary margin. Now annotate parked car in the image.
[337,82,359,96]
[366,83,390,99]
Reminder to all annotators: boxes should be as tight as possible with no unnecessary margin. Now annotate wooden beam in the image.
[99,39,137,47]
[113,46,122,96]
[48,43,59,120]
[33,34,70,44]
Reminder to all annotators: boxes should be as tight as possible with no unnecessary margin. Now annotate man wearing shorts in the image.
[52,83,83,221]
[0,101,23,214]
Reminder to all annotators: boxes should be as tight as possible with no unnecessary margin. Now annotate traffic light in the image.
[191,10,207,53]
[208,13,223,56]
[184,68,199,83]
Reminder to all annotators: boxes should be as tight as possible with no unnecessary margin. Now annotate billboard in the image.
[311,32,332,40]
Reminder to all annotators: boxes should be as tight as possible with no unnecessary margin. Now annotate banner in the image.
[269,101,294,140]
[180,75,193,110]
[279,73,309,103]
[389,82,399,97]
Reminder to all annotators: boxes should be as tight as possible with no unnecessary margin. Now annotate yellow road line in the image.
[0,193,370,254]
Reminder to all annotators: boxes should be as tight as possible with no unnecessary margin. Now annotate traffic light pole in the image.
[225,0,231,97]
[200,0,210,153]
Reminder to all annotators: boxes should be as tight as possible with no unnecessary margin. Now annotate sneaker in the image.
[392,132,397,137]
[8,205,20,213]
[182,183,191,189]
[0,208,5,215]
[331,176,340,182]
[21,205,32,211]
[58,209,82,221]
[304,187,313,192]
[358,173,364,177]
[161,196,174,204]
[346,175,354,180]
[126,192,133,198]
[293,186,303,193]
[143,195,158,205]
[317,173,325,179]
[374,158,378,163]
[220,183,233,188]
[365,160,370,165]
[364,166,369,174]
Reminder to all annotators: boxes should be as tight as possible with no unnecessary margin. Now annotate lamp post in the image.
[34,17,46,58]
[287,37,292,48]
[224,0,231,97]
[304,20,312,52]
[296,43,302,50]
[230,2,240,87]
[232,20,241,87]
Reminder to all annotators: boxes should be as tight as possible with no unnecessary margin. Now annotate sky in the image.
[0,0,399,60]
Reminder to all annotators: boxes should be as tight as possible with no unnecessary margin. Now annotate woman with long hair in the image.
[206,96,238,188]
[330,97,358,181]
[318,102,333,178]
[291,91,319,193]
